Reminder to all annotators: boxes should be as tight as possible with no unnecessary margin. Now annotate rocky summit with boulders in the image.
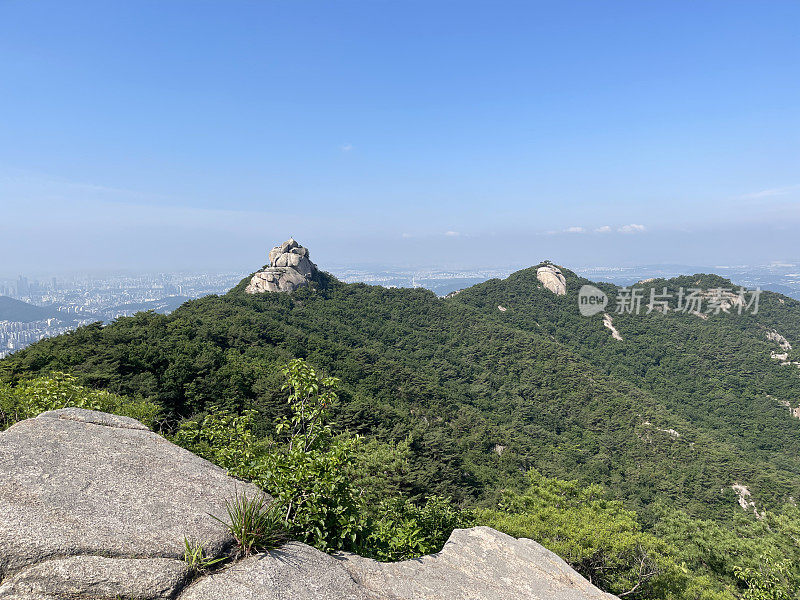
[0,408,617,600]
[245,238,318,294]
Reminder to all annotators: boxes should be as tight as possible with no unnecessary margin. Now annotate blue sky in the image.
[1,1,798,273]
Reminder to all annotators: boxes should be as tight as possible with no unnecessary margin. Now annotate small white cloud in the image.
[594,225,612,233]
[340,143,354,152]
[444,230,460,237]
[401,232,413,238]
[564,226,586,233]
[618,224,646,234]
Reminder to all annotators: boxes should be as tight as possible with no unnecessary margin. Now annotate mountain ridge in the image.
[0,296,61,323]
[3,253,800,523]
[5,248,800,597]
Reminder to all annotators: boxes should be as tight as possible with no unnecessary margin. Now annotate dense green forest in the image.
[3,263,800,598]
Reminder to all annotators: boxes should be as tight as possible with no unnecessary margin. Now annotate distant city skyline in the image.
[5,260,800,358]
[2,1,798,272]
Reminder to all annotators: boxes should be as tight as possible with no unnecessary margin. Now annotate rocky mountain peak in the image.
[246,239,318,294]
[537,264,567,295]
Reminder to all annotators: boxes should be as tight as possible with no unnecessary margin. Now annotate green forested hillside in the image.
[3,265,799,522]
[453,267,800,514]
[4,263,800,597]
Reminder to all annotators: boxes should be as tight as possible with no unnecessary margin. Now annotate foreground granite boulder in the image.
[341,527,617,600]
[179,542,378,600]
[180,527,616,600]
[0,409,617,599]
[0,556,189,600]
[0,408,261,599]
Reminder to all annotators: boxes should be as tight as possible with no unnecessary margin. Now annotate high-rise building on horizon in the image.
[16,276,29,297]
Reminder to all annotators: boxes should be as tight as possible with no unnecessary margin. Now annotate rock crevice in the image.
[0,556,190,600]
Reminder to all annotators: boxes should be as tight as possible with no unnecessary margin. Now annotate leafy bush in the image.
[0,372,159,430]
[476,469,728,599]
[174,409,258,480]
[256,359,364,552]
[734,554,799,600]
[361,495,470,561]
[210,490,286,558]
[172,359,467,560]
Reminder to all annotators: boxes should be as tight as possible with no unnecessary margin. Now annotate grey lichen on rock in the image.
[537,264,568,295]
[246,238,318,294]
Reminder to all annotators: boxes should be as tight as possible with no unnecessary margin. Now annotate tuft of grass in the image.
[183,537,227,574]
[210,491,286,558]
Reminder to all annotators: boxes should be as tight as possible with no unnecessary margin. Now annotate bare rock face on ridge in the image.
[0,407,262,600]
[246,238,318,294]
[537,264,568,295]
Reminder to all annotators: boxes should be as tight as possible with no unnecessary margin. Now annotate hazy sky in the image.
[1,1,798,274]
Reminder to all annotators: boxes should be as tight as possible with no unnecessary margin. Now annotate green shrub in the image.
[361,495,470,561]
[174,409,258,480]
[0,372,159,430]
[476,469,726,599]
[172,359,469,560]
[256,359,364,552]
[734,553,799,600]
[652,504,800,598]
[347,437,413,508]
